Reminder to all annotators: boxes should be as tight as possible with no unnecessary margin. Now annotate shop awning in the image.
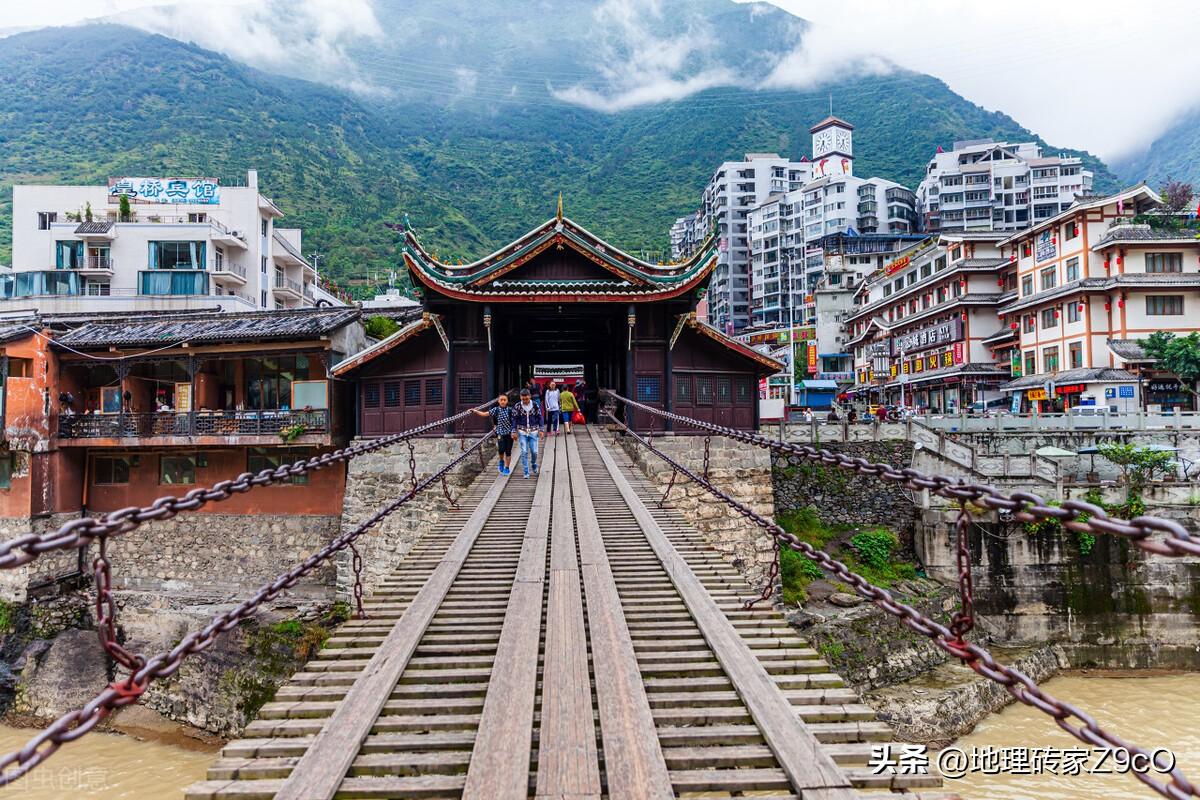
[801,380,839,390]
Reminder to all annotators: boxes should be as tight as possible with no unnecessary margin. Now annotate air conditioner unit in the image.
[231,230,243,239]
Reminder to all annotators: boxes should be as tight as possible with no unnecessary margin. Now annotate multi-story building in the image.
[997,185,1200,411]
[681,153,813,332]
[747,117,918,332]
[843,232,1015,410]
[8,170,324,313]
[917,139,1093,233]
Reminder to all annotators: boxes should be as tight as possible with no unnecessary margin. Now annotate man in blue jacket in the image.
[513,388,544,478]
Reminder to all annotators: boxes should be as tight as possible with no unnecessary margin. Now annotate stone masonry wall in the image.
[771,440,919,534]
[337,437,486,599]
[610,431,775,588]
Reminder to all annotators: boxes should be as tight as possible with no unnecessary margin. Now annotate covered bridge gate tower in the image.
[334,208,782,434]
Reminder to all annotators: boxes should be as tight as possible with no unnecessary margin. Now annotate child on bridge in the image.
[474,393,517,475]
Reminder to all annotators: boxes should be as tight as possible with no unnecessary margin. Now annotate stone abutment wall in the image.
[610,431,775,588]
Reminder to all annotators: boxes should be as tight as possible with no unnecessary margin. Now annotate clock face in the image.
[834,129,851,152]
[814,130,834,156]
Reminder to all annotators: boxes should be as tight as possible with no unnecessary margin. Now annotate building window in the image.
[92,456,131,486]
[248,448,309,485]
[1065,221,1079,241]
[1041,308,1058,329]
[261,256,268,274]
[6,357,32,378]
[187,212,207,223]
[56,240,84,268]
[37,211,57,230]
[1069,341,1084,369]
[1146,295,1184,315]
[260,290,268,307]
[0,453,12,490]
[425,379,443,406]
[383,381,401,407]
[261,219,269,238]
[1021,275,1034,296]
[215,247,224,271]
[1022,242,1032,258]
[736,378,752,403]
[458,376,483,405]
[1024,351,1036,376]
[1067,301,1081,323]
[160,455,196,485]
[676,376,692,403]
[363,383,380,408]
[716,377,732,403]
[246,355,309,410]
[696,377,714,405]
[149,241,206,270]
[1043,346,1060,372]
[1065,257,1080,282]
[636,376,662,404]
[403,379,421,406]
[1146,253,1182,273]
[1040,267,1057,291]
[1023,314,1035,333]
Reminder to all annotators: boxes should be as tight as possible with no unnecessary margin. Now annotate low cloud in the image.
[549,0,742,111]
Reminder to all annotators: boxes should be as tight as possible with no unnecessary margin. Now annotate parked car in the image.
[967,397,1010,415]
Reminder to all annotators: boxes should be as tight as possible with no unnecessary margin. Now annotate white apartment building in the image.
[747,116,918,331]
[679,153,812,333]
[997,185,1200,412]
[843,233,1014,410]
[8,170,325,314]
[917,139,1093,234]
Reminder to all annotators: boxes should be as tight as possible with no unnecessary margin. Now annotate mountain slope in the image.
[0,24,1118,293]
[1114,106,1200,188]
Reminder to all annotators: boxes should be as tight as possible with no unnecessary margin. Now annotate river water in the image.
[0,674,1196,798]
[946,673,1200,799]
[0,724,216,799]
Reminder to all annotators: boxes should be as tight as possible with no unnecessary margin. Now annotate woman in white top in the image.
[542,381,561,435]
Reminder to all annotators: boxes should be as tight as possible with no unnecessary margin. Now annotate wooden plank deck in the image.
[187,429,955,800]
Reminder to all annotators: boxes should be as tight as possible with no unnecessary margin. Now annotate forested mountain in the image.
[0,20,1118,292]
[1114,106,1200,188]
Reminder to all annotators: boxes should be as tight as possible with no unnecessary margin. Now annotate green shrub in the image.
[364,315,401,340]
[850,529,898,570]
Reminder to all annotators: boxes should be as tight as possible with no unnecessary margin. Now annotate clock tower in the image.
[810,116,854,177]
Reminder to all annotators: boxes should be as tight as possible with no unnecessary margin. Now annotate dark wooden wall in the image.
[358,329,448,436]
[669,327,757,430]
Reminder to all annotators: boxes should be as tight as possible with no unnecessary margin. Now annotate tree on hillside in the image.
[1159,177,1195,214]
[1142,331,1200,400]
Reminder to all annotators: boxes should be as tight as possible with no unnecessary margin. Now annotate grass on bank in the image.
[776,507,917,605]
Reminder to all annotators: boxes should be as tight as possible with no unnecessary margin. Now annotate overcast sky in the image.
[2,0,1195,161]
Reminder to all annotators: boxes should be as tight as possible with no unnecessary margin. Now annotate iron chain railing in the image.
[0,428,492,787]
[603,393,1200,800]
[0,402,495,571]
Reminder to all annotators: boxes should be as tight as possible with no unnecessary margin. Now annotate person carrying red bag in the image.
[559,385,582,433]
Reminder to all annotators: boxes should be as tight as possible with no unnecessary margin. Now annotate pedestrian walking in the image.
[524,378,541,410]
[847,407,858,424]
[543,380,561,435]
[473,392,516,475]
[875,404,888,424]
[827,406,840,423]
[574,378,589,422]
[559,384,579,433]
[513,388,544,478]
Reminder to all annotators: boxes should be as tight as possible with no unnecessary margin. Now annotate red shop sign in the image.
[1055,383,1086,395]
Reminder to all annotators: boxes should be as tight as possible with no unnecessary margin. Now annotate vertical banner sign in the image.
[953,341,964,364]
[807,342,818,374]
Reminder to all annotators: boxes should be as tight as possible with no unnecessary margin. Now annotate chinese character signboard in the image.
[892,319,963,355]
[108,177,220,205]
[1027,388,1048,401]
[953,342,964,364]
[807,342,818,374]
[1035,230,1056,262]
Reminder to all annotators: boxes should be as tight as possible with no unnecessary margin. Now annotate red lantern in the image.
[1077,303,1084,312]
[998,278,1004,287]
[1104,302,1111,311]
[1010,322,1019,330]
[1054,309,1060,318]
[1118,298,1125,308]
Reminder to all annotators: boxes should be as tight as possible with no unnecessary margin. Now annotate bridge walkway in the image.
[185,428,954,799]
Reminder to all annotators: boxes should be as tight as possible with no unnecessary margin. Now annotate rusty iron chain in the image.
[92,537,143,674]
[603,390,1200,562]
[407,440,418,490]
[348,542,365,620]
[950,501,976,642]
[0,430,492,787]
[441,475,460,509]
[658,468,678,509]
[0,402,495,572]
[702,435,712,480]
[603,404,1199,799]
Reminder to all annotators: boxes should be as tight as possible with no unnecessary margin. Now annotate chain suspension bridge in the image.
[0,392,1196,799]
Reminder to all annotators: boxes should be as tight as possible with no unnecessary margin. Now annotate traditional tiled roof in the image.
[0,323,38,345]
[998,184,1161,247]
[900,363,1010,386]
[402,214,718,303]
[680,313,785,373]
[54,307,361,349]
[1094,223,1200,248]
[74,221,114,235]
[331,313,441,377]
[1002,367,1137,391]
[1107,338,1154,363]
[981,328,1017,346]
[999,273,1200,314]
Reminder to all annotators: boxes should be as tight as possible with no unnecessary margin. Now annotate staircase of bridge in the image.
[186,428,945,799]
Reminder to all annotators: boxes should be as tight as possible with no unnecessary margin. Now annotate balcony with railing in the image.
[212,260,248,286]
[58,408,330,444]
[273,270,303,301]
